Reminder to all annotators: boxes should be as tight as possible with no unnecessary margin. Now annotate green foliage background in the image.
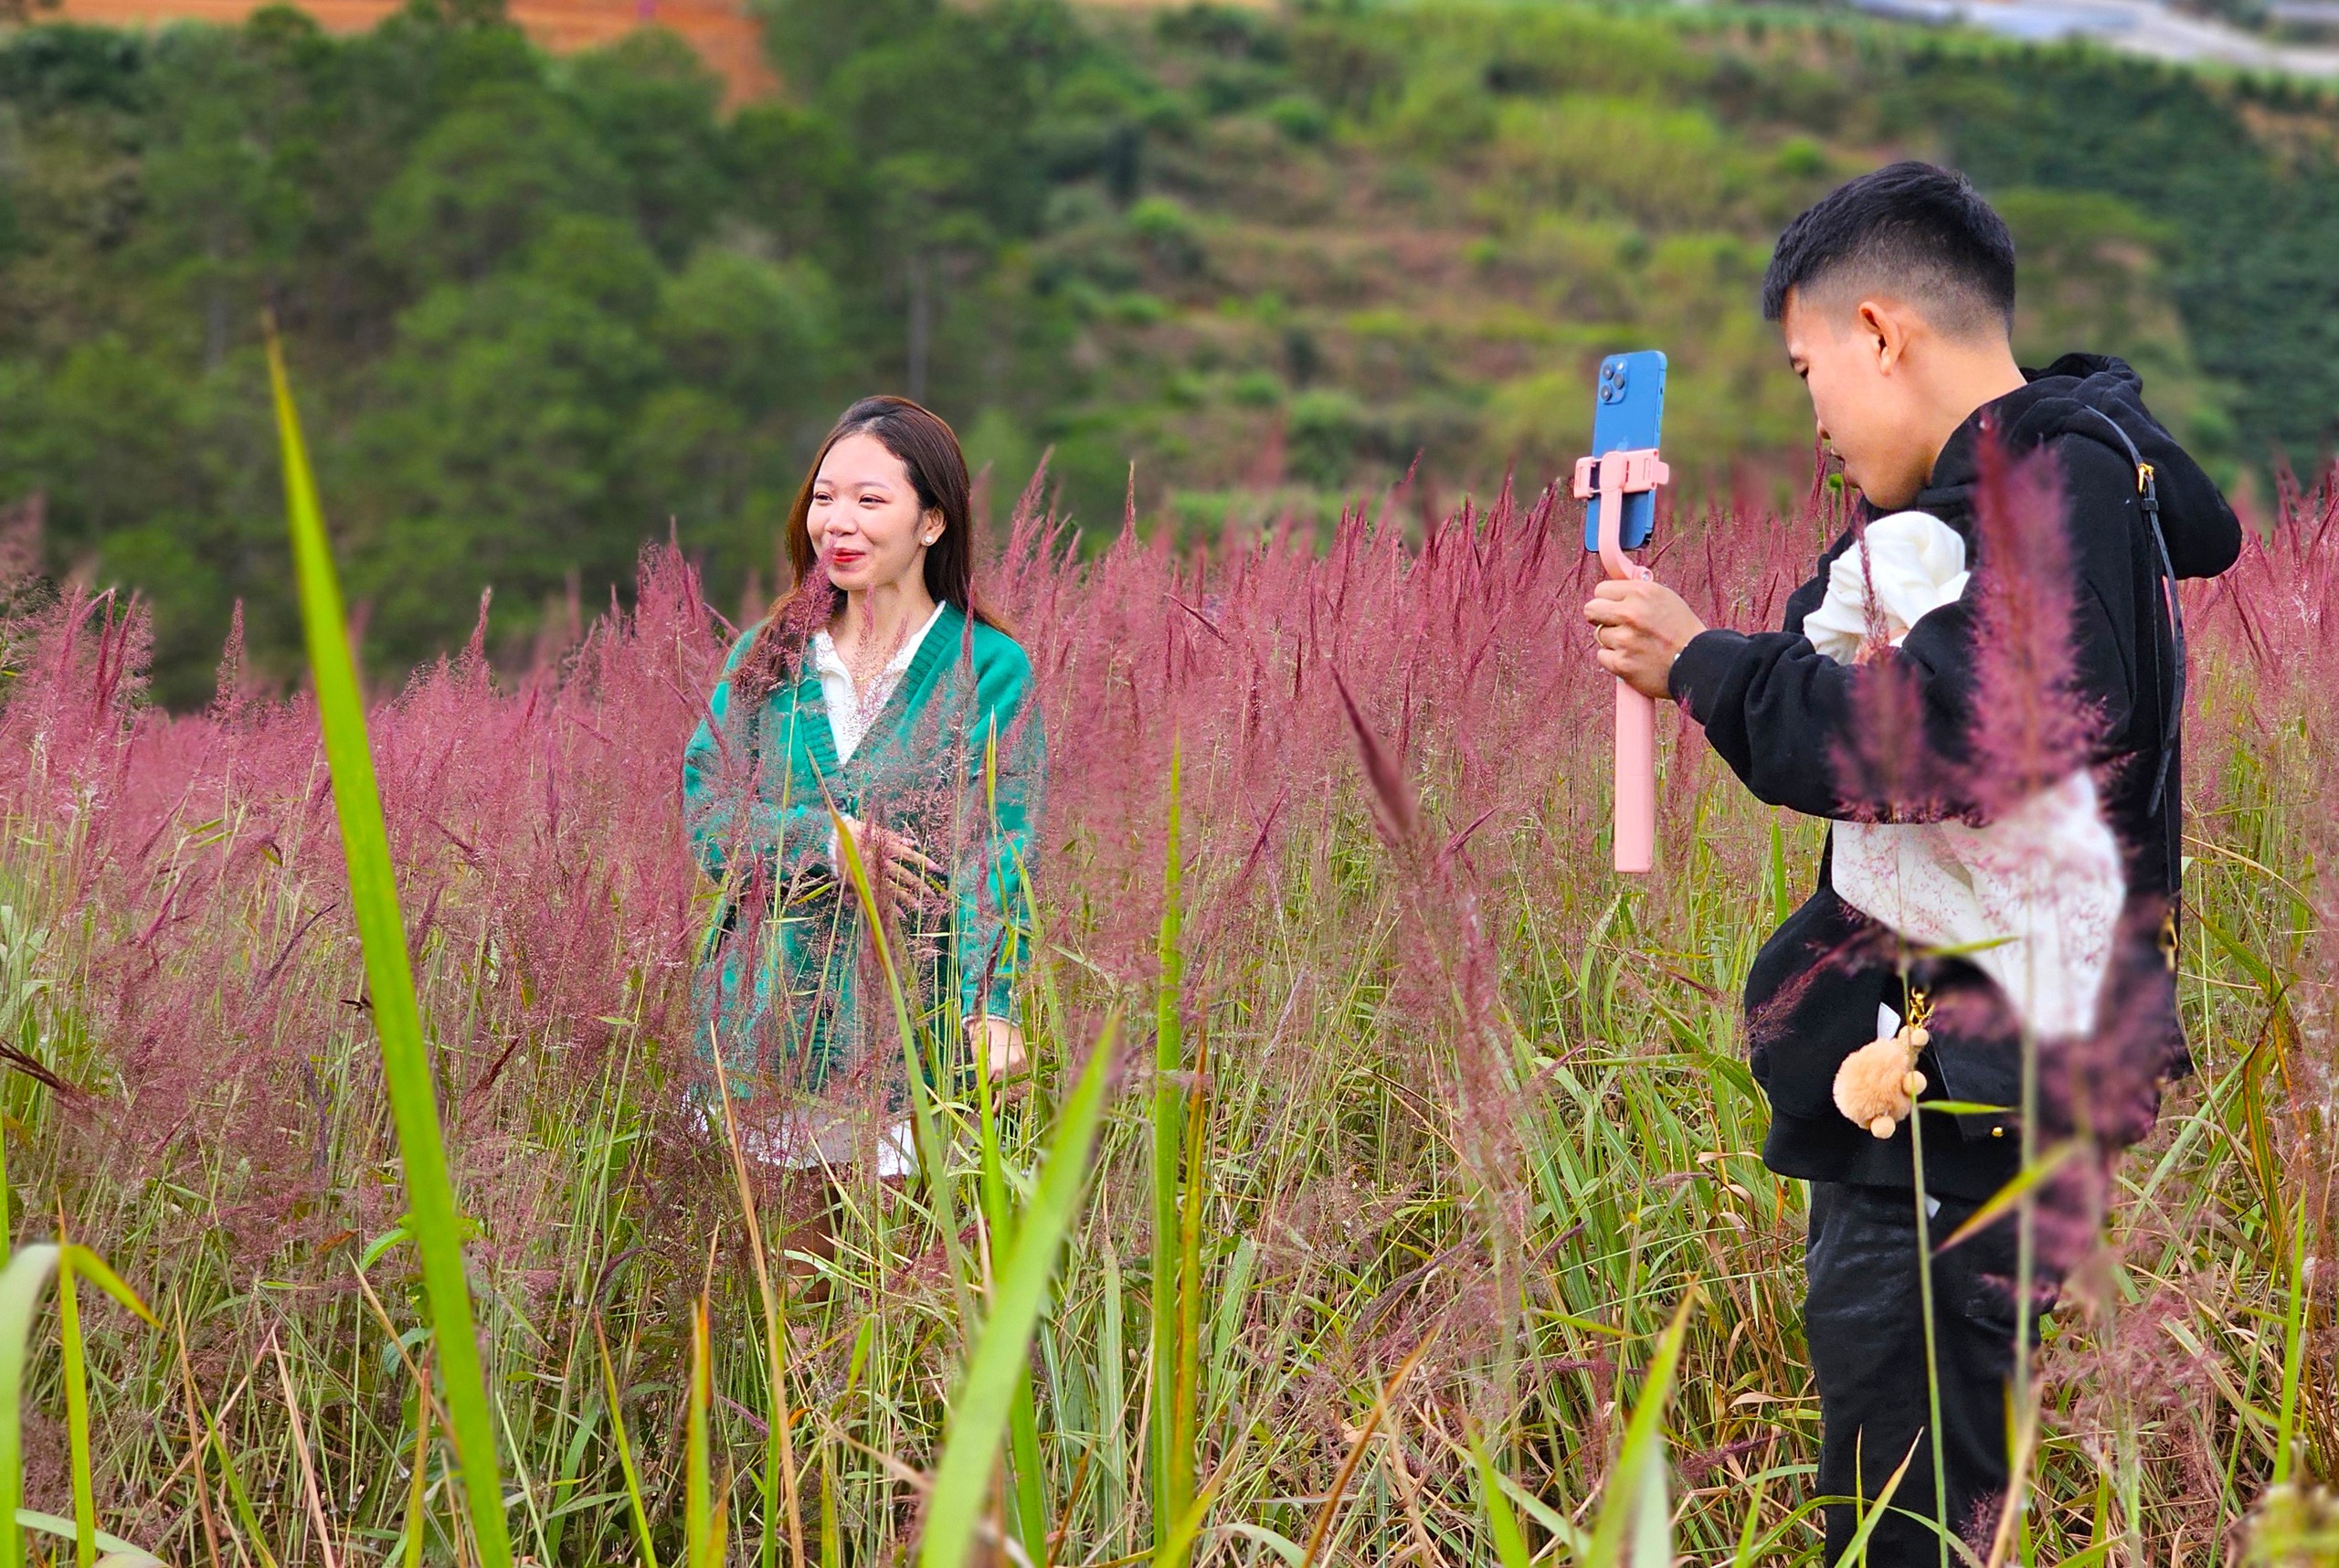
[3,0,2337,703]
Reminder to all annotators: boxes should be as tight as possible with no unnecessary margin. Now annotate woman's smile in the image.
[805,430,936,597]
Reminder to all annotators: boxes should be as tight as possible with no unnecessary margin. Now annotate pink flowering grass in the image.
[1964,429,2092,813]
[0,469,2326,1563]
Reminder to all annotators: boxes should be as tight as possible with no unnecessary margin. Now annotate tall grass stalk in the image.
[1583,1286,1696,1568]
[2271,1191,2310,1489]
[705,1030,804,1568]
[826,799,979,1340]
[1906,1066,1950,1568]
[970,723,1052,1563]
[0,1245,58,1568]
[919,1012,1117,1568]
[1149,743,1195,1567]
[56,1229,92,1568]
[594,1320,659,1568]
[686,1293,722,1568]
[0,1242,156,1568]
[262,327,512,1568]
[1466,1431,1533,1568]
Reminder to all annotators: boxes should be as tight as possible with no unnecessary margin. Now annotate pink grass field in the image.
[0,463,2331,1562]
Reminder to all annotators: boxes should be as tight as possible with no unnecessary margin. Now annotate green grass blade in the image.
[2271,1190,2310,1488]
[0,1245,60,1568]
[686,1296,710,1568]
[705,1010,805,1568]
[194,1380,278,1568]
[1466,1433,1532,1568]
[819,1452,840,1568]
[1727,1472,1770,1567]
[1433,1423,1587,1560]
[918,1010,1119,1568]
[1585,1286,1697,1568]
[686,1293,724,1568]
[1628,1436,1669,1568]
[1937,1140,2081,1253]
[56,1248,154,1327]
[959,768,1047,1564]
[1171,1027,1207,1539]
[1831,1439,1919,1567]
[594,1321,660,1568]
[1151,1469,1234,1568]
[401,1386,429,1568]
[50,1241,156,1568]
[57,1242,91,1568]
[12,1513,158,1563]
[264,328,512,1568]
[1006,1372,1048,1565]
[826,799,979,1339]
[1150,745,1190,1564]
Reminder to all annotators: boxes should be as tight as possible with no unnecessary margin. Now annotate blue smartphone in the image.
[1582,350,1667,553]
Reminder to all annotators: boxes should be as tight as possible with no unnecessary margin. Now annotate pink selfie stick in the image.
[1572,448,1669,874]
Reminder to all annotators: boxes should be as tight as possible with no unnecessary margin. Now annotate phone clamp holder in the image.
[1572,448,1670,581]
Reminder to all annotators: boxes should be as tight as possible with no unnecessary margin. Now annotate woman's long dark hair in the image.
[735,395,1003,702]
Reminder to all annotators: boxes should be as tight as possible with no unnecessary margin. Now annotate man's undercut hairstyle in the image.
[1761,162,2016,339]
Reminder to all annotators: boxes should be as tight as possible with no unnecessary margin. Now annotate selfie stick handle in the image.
[1573,448,1669,875]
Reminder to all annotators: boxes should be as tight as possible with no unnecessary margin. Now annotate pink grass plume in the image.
[1573,446,1670,874]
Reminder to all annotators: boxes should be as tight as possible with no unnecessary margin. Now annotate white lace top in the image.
[809,600,947,765]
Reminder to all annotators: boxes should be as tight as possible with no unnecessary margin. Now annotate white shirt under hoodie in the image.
[1812,512,2125,1042]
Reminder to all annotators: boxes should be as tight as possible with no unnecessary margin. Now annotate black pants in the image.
[1805,1181,2048,1566]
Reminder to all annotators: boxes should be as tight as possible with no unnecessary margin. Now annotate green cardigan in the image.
[682,602,1042,1098]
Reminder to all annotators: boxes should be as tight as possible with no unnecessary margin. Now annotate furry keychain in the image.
[1834,991,1932,1139]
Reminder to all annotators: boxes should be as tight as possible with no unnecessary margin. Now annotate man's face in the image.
[1779,290,1932,511]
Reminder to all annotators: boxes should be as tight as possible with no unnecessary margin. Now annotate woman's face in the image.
[806,431,939,598]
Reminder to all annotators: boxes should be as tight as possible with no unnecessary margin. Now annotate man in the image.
[1582,162,2240,1563]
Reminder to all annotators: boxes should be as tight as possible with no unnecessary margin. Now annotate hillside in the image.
[3,0,2336,702]
[1042,4,2331,520]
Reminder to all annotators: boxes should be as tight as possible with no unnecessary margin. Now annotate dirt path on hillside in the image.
[36,0,1256,101]
[49,0,776,99]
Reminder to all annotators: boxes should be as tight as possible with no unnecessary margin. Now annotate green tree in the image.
[564,30,730,263]
[344,250,662,659]
[369,81,628,285]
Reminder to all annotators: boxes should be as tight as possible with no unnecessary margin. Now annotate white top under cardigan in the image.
[810,599,947,765]
[752,597,947,1179]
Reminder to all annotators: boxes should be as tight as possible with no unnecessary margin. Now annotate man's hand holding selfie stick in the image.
[1581,498,1707,704]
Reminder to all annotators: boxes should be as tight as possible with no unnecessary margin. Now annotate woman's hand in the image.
[972,1014,1026,1081]
[834,812,942,906]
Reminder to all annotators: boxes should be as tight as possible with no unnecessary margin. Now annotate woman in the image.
[683,396,1042,1173]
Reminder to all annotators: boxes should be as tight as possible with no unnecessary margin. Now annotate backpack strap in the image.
[2069,407,2186,895]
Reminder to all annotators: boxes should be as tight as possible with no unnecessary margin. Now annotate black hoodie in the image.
[1667,355,2242,1198]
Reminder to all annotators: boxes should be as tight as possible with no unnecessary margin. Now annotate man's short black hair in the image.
[1761,162,2016,338]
